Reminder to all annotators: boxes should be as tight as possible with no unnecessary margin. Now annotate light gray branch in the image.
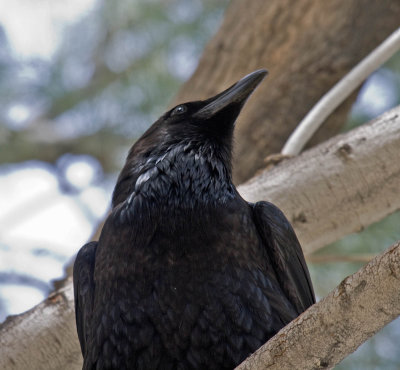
[236,241,400,370]
[0,284,82,370]
[281,28,400,156]
[240,106,400,254]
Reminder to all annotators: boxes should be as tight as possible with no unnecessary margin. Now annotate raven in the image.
[74,69,315,370]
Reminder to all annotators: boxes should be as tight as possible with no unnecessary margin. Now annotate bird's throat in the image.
[135,146,234,204]
[114,143,235,225]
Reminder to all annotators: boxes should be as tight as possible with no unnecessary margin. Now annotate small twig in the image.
[307,253,377,264]
[282,27,400,156]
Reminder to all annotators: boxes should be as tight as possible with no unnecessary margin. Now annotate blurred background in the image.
[0,0,399,368]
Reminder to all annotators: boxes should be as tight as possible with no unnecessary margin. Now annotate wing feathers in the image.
[73,241,97,356]
[251,201,315,314]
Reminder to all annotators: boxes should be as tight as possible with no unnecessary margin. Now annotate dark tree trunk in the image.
[173,0,400,183]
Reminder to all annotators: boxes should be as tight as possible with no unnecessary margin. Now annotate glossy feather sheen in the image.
[73,70,315,369]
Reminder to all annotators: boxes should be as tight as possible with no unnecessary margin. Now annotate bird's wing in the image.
[251,201,315,313]
[73,241,97,356]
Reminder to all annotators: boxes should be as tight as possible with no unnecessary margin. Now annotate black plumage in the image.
[73,69,315,370]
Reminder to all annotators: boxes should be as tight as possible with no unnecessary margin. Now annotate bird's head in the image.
[113,69,267,207]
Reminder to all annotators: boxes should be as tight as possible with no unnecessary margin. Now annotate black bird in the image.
[73,69,315,370]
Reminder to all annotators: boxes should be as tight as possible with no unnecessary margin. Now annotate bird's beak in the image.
[193,69,267,119]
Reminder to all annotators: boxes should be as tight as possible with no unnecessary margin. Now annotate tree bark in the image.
[239,106,400,254]
[173,0,400,183]
[1,105,400,370]
[236,241,400,370]
[0,285,82,370]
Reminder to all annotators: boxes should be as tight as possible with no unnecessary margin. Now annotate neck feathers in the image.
[112,142,234,210]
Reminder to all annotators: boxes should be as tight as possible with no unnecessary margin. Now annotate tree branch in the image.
[0,285,81,370]
[281,27,400,156]
[239,105,400,254]
[307,253,376,264]
[0,127,131,172]
[236,241,400,370]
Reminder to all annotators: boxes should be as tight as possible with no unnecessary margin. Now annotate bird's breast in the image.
[93,197,292,368]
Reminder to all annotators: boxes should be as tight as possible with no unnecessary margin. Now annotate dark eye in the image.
[171,105,187,116]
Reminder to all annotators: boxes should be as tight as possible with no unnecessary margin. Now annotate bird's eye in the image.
[171,105,187,116]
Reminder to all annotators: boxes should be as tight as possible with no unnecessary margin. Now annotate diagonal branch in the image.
[0,284,81,370]
[239,105,400,254]
[281,27,400,156]
[236,241,400,370]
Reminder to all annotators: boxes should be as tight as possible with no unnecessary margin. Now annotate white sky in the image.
[0,162,110,320]
[0,0,101,319]
[0,0,96,58]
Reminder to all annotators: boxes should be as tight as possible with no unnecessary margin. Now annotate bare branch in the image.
[236,241,400,370]
[306,253,376,264]
[0,284,82,370]
[239,106,400,254]
[282,27,400,156]
[0,128,131,171]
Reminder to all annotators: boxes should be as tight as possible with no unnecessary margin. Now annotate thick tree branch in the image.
[0,285,81,370]
[239,106,400,254]
[1,105,399,370]
[236,241,400,370]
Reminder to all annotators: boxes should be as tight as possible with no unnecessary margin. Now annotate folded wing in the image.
[251,201,315,314]
[73,241,97,356]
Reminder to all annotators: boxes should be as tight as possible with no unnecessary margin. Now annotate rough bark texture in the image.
[0,285,82,370]
[173,0,400,183]
[1,106,400,370]
[239,106,400,254]
[236,241,400,370]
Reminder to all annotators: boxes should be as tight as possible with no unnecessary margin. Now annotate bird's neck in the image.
[112,143,235,211]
